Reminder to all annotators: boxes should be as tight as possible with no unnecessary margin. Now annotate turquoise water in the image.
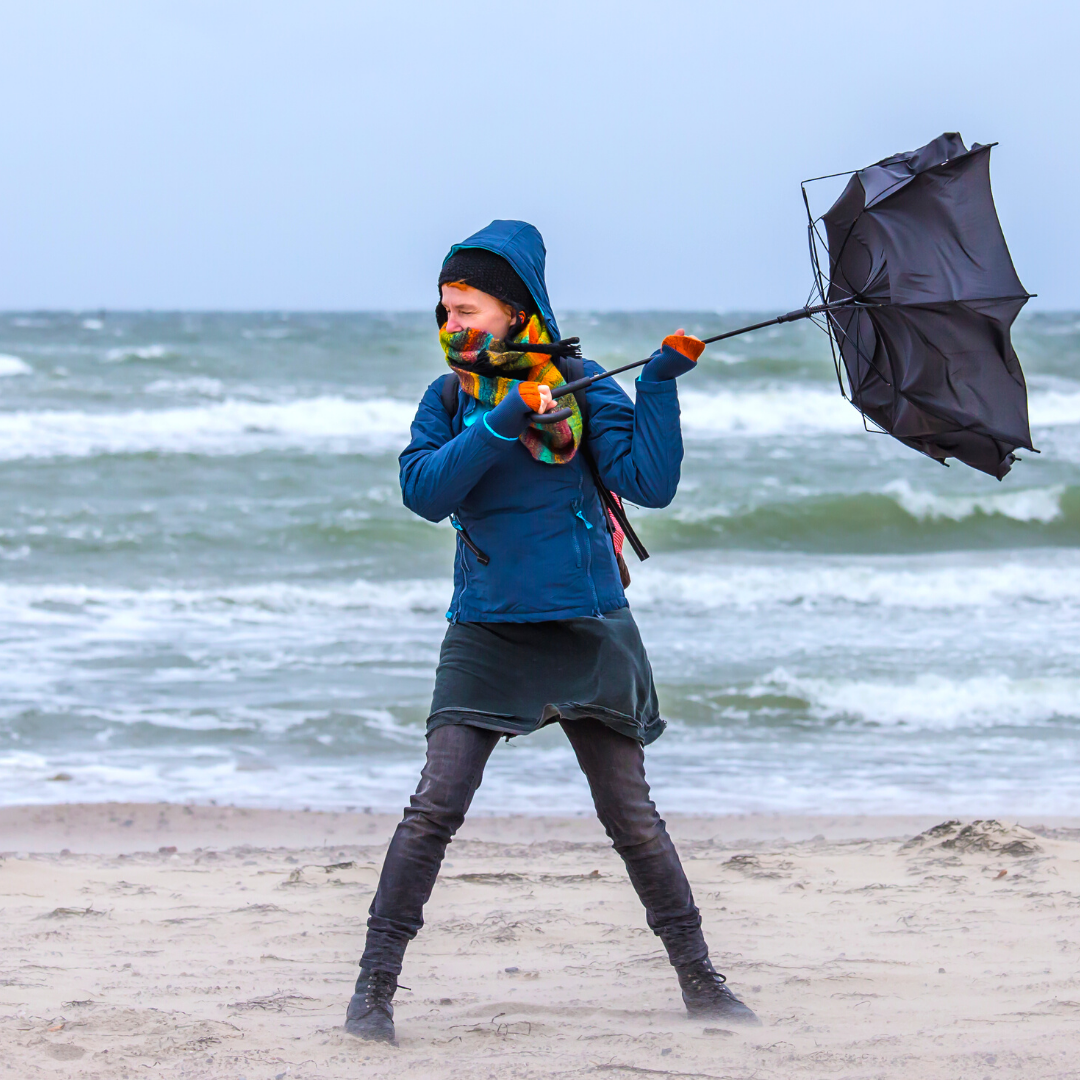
[1,311,1078,814]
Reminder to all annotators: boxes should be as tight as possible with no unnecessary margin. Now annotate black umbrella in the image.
[534,133,1033,479]
[813,132,1034,478]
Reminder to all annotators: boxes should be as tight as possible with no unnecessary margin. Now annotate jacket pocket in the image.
[571,499,594,569]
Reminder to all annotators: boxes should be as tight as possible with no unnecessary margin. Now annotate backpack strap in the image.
[439,372,459,418]
[553,358,650,568]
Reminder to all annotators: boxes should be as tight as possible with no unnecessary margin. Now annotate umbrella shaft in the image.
[700,300,835,343]
[546,299,854,401]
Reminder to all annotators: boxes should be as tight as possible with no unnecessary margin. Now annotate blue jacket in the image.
[399,220,684,623]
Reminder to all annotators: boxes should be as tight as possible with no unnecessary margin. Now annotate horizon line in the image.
[2,306,1074,317]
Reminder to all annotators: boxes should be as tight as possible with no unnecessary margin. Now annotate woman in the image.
[346,220,760,1042]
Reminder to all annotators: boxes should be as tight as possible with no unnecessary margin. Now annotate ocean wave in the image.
[745,668,1080,729]
[678,386,1080,439]
[658,483,1080,551]
[1027,389,1080,426]
[629,556,1080,611]
[0,354,32,377]
[103,344,176,363]
[679,387,860,437]
[2,380,1078,461]
[882,479,1064,523]
[2,553,1078,627]
[0,396,414,460]
[144,376,226,398]
[0,578,449,619]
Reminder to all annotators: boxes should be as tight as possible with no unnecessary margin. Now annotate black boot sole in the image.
[344,995,396,1044]
[685,1000,762,1026]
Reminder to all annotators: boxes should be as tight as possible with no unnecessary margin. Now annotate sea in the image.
[1,311,1077,817]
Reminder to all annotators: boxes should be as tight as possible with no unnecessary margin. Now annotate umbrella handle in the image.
[527,406,573,425]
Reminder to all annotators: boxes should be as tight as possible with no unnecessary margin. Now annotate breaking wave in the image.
[0,354,32,377]
[653,483,1080,551]
[0,578,449,620]
[0,381,1077,462]
[628,554,1080,612]
[3,550,1078,629]
[0,396,414,460]
[725,668,1080,730]
[102,343,176,363]
[677,386,1080,438]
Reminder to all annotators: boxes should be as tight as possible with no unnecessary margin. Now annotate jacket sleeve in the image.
[398,380,516,522]
[580,361,683,508]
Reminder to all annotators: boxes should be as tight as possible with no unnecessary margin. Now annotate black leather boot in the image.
[676,958,761,1026]
[344,967,397,1043]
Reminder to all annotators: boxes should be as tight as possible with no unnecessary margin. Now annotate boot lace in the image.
[361,970,397,1009]
[682,961,728,993]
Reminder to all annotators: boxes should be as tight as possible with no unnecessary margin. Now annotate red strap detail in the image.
[606,491,625,557]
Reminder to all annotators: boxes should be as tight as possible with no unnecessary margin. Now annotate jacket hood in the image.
[443,220,560,339]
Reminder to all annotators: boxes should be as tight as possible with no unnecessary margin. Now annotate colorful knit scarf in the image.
[440,314,583,465]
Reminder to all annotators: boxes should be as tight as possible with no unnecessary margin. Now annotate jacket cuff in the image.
[475,414,521,448]
[483,413,520,441]
[634,375,679,396]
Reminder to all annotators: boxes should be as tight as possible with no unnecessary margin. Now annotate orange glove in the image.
[517,381,544,412]
[661,333,706,362]
[642,331,706,381]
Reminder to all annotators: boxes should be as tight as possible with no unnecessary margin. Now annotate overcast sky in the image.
[1,0,1075,310]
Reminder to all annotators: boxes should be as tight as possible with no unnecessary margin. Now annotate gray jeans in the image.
[361,718,708,975]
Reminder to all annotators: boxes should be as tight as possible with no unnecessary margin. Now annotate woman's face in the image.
[441,284,516,339]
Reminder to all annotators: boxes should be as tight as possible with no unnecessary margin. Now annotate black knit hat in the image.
[436,247,536,327]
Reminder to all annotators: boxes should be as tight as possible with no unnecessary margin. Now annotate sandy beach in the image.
[0,805,1077,1078]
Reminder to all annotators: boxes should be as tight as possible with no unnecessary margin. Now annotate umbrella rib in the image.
[879,294,1033,308]
[802,184,847,395]
[801,167,858,185]
[807,187,869,396]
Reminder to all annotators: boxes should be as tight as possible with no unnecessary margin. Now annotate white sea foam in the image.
[883,479,1065,523]
[0,354,32,377]
[1,553,1076,632]
[1027,389,1080,427]
[679,387,861,437]
[629,556,1080,612]
[103,344,174,363]
[144,376,226,398]
[2,381,1077,462]
[0,396,414,459]
[0,578,449,621]
[677,385,1080,440]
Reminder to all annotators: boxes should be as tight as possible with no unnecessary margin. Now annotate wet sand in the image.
[2,803,1079,1078]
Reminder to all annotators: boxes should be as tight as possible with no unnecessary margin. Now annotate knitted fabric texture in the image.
[662,333,706,361]
[440,314,583,465]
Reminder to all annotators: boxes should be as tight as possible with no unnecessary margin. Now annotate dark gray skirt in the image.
[428,606,664,744]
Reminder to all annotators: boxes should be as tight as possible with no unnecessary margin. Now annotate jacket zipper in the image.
[449,515,486,624]
[450,515,489,565]
[452,543,468,624]
[571,501,584,568]
[574,483,601,617]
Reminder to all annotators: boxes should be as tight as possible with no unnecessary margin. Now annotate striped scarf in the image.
[440,315,583,465]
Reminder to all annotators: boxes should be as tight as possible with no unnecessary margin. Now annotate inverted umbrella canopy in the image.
[536,133,1032,481]
[817,133,1033,478]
